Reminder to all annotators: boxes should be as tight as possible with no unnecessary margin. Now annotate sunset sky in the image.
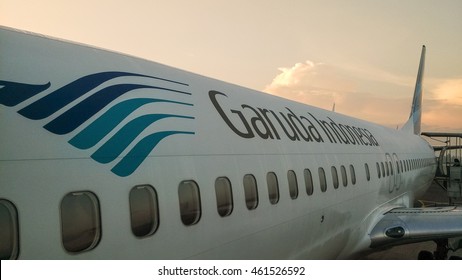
[2,0,461,132]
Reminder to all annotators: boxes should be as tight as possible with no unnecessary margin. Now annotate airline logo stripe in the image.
[0,71,195,177]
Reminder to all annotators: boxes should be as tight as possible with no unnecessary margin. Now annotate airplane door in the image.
[392,153,401,191]
[385,153,394,193]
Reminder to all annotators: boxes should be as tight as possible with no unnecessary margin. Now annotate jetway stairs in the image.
[422,132,462,206]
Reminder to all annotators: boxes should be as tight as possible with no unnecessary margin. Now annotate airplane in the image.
[1,25,461,260]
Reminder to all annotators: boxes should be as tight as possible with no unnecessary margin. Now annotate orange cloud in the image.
[431,78,462,105]
[264,60,356,111]
[264,60,462,132]
[422,77,462,132]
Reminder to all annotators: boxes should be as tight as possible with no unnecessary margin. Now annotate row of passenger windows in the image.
[0,165,359,258]
[375,157,435,179]
[0,156,436,259]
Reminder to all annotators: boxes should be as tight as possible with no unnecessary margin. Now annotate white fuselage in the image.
[0,27,436,259]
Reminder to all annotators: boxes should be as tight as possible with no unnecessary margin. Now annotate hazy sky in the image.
[2,0,461,132]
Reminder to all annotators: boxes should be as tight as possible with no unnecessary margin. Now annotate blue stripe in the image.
[111,131,195,177]
[1,72,195,177]
[91,114,194,164]
[69,98,193,149]
[0,81,50,106]
[18,71,188,120]
[44,84,191,135]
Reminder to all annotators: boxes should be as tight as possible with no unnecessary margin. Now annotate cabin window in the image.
[365,163,370,181]
[215,177,233,217]
[178,180,201,226]
[287,170,299,199]
[304,169,314,196]
[341,165,348,186]
[0,199,19,260]
[267,172,279,204]
[319,167,327,192]
[376,162,381,178]
[129,185,159,238]
[243,174,258,210]
[385,161,389,176]
[331,166,339,189]
[350,165,356,185]
[61,191,101,253]
[400,160,404,173]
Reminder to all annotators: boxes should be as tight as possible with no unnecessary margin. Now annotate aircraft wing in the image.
[369,206,462,249]
[421,132,462,138]
[421,131,462,151]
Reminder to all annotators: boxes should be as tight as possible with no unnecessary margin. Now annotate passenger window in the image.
[331,166,339,189]
[129,185,159,238]
[319,167,327,192]
[385,161,389,176]
[267,172,279,204]
[287,170,299,199]
[0,199,19,260]
[376,162,381,178]
[243,174,258,210]
[350,165,356,185]
[381,162,385,177]
[215,177,233,217]
[365,163,370,181]
[341,165,348,186]
[61,192,101,253]
[178,180,201,226]
[304,169,314,196]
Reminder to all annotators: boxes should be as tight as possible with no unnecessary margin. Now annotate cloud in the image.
[264,60,407,127]
[264,60,356,111]
[422,77,462,132]
[430,78,462,106]
[264,60,462,132]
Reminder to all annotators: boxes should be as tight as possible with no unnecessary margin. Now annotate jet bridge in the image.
[421,132,462,205]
